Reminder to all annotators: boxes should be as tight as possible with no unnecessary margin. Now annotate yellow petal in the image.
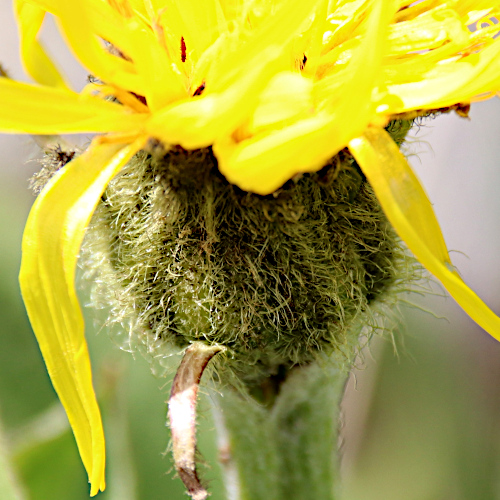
[387,6,468,57]
[146,43,285,149]
[150,0,226,63]
[214,113,348,194]
[322,0,396,113]
[27,0,144,93]
[207,0,317,94]
[147,0,320,149]
[19,138,145,496]
[298,0,329,78]
[14,0,69,89]
[126,0,148,17]
[384,39,500,113]
[217,0,246,23]
[455,1,500,23]
[83,0,187,108]
[0,78,147,134]
[348,128,500,340]
[120,15,187,111]
[214,0,396,194]
[248,71,314,134]
[82,82,150,114]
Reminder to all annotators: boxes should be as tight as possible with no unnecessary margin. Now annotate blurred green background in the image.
[2,3,500,499]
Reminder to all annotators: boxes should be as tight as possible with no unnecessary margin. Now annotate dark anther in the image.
[131,92,148,106]
[193,82,206,96]
[181,37,187,62]
[300,54,307,70]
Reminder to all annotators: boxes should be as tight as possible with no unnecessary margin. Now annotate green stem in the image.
[0,413,25,500]
[211,355,349,500]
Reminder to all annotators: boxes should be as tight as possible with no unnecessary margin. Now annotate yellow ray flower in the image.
[2,0,500,494]
[20,139,144,495]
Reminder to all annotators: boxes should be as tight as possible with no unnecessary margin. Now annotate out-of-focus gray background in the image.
[1,2,500,499]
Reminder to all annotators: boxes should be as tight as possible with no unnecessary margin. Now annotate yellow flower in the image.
[1,0,500,495]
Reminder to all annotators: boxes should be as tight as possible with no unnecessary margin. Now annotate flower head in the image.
[2,0,500,495]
